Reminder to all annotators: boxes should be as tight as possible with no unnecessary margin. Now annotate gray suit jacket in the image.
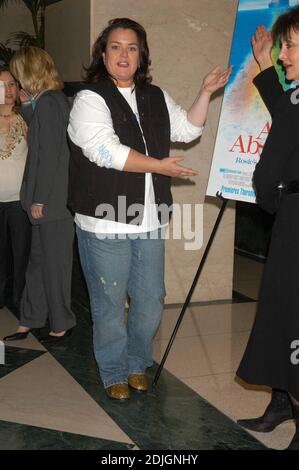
[21,90,73,225]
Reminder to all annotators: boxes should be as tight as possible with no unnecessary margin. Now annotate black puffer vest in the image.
[68,78,172,225]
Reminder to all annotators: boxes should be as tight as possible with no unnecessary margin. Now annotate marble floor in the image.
[0,253,295,450]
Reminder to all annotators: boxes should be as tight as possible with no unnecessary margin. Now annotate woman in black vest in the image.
[68,18,231,400]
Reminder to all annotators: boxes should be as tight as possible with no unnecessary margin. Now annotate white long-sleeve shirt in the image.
[68,87,203,234]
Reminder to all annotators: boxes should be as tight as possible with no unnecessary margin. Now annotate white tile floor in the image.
[0,307,134,445]
[153,254,296,450]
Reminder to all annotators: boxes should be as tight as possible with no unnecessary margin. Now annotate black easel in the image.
[152,193,228,389]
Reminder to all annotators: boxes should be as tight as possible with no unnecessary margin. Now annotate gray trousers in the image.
[20,218,76,332]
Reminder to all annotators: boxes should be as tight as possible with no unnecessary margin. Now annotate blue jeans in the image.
[76,227,166,388]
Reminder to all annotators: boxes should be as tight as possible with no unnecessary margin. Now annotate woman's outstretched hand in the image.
[158,157,198,177]
[202,65,233,95]
[251,25,273,71]
[124,149,198,175]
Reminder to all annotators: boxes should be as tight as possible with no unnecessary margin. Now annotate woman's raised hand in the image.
[251,25,273,70]
[202,65,233,95]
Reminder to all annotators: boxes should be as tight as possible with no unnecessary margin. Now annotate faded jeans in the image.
[76,226,166,388]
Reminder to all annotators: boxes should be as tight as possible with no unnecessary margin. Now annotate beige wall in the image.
[46,0,91,81]
[91,0,237,303]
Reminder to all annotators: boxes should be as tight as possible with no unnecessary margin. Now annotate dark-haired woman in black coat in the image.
[237,11,299,450]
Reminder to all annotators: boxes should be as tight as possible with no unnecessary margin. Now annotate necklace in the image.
[0,114,24,160]
[0,113,12,118]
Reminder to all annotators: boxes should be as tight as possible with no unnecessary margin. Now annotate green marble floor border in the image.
[0,419,134,450]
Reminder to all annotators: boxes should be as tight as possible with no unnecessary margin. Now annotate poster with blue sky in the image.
[206,0,299,203]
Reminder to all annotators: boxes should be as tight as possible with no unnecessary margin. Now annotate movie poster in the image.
[206,0,299,203]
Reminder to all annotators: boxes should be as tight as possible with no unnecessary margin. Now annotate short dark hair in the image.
[84,18,152,87]
[272,5,299,43]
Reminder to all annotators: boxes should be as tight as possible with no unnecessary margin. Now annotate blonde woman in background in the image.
[3,47,75,344]
[0,65,30,315]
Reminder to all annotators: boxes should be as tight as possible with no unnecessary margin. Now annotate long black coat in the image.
[237,67,299,400]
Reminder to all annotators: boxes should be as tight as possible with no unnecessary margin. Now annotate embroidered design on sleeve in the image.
[98,144,112,168]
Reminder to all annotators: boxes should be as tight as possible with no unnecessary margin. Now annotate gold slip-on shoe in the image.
[128,373,148,392]
[105,383,130,400]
